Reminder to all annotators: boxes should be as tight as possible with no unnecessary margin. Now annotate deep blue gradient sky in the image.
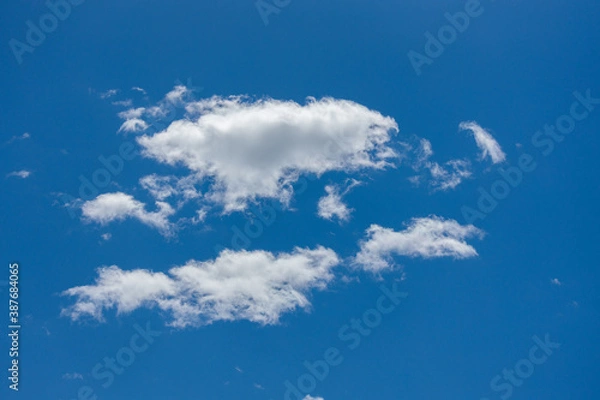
[1,1,600,399]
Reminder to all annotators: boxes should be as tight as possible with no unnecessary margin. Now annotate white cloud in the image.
[119,118,149,133]
[119,108,145,119]
[165,85,190,103]
[112,99,133,107]
[317,179,361,223]
[318,186,351,222]
[101,233,112,241]
[551,278,562,286]
[426,159,472,191]
[139,173,203,202]
[459,121,506,164]
[61,246,339,327]
[414,138,433,166]
[100,89,119,99]
[137,96,399,212]
[303,396,324,400]
[118,107,148,133]
[132,86,147,95]
[409,139,471,191]
[6,170,31,179]
[81,192,175,236]
[354,216,484,272]
[115,86,195,134]
[174,207,210,229]
[6,132,30,144]
[195,208,208,222]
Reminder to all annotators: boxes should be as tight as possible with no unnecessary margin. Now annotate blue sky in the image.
[1,0,600,399]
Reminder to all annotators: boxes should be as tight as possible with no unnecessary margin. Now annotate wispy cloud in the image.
[459,121,506,164]
[117,107,148,133]
[62,372,83,380]
[426,159,472,191]
[112,99,133,107]
[409,138,472,191]
[140,173,203,202]
[131,86,147,95]
[5,132,30,145]
[100,89,119,99]
[6,170,31,179]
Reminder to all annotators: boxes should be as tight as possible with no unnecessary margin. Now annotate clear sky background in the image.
[1,1,599,399]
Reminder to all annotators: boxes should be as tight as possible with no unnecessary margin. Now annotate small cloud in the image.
[6,170,31,179]
[100,89,119,99]
[409,138,471,191]
[176,207,210,230]
[165,85,190,103]
[117,107,149,133]
[571,300,579,308]
[140,173,203,202]
[459,121,506,164]
[195,208,208,223]
[6,132,31,145]
[253,383,264,390]
[101,233,112,241]
[62,372,83,380]
[317,180,361,223]
[354,216,484,272]
[132,86,147,95]
[174,78,203,95]
[234,366,243,373]
[551,278,562,286]
[426,159,472,192]
[304,396,324,400]
[81,192,176,237]
[112,99,133,107]
[415,138,433,166]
